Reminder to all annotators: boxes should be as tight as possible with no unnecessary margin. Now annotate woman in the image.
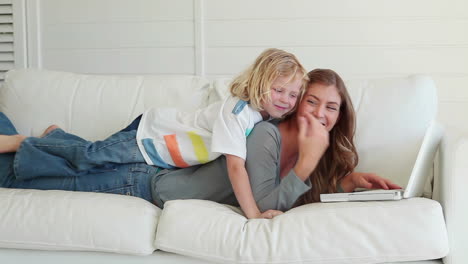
[0,69,399,218]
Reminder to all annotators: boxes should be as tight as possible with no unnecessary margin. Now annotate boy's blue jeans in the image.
[0,112,154,203]
[13,116,146,180]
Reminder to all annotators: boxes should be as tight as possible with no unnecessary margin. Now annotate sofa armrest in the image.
[433,125,468,264]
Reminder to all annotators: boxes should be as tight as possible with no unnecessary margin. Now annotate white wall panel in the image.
[37,0,195,74]
[205,0,467,19]
[206,19,468,47]
[205,47,468,76]
[434,76,468,102]
[41,0,193,24]
[438,101,468,131]
[43,21,193,49]
[42,48,194,74]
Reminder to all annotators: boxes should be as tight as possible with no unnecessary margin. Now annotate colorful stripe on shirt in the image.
[164,134,190,168]
[141,138,175,169]
[187,131,209,164]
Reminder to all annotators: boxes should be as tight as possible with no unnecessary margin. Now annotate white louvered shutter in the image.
[0,0,14,81]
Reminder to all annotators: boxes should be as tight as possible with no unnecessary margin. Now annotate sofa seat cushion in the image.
[155,198,448,264]
[0,188,161,255]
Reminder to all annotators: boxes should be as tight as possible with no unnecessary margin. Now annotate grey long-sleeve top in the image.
[150,121,312,212]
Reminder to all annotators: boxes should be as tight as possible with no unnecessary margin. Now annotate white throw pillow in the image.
[155,198,448,263]
[0,188,160,255]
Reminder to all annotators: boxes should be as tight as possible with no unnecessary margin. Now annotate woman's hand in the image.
[259,209,283,219]
[294,112,329,180]
[340,172,402,192]
[298,112,329,160]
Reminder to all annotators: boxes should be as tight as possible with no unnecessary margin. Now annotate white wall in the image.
[25,0,468,129]
[29,0,196,74]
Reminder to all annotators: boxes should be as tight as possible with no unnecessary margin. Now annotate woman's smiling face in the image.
[297,82,342,132]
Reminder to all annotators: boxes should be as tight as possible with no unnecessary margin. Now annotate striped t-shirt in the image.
[136,96,263,169]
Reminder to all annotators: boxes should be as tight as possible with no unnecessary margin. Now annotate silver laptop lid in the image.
[403,121,443,198]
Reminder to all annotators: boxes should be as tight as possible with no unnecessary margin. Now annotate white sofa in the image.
[0,69,461,264]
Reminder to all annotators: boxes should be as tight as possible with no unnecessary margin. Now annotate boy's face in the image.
[262,74,302,118]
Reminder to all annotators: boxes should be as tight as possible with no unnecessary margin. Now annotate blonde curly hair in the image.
[229,48,308,111]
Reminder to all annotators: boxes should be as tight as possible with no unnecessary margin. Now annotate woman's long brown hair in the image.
[293,69,358,206]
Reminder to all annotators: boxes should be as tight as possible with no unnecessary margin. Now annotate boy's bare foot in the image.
[40,125,60,138]
[0,135,26,153]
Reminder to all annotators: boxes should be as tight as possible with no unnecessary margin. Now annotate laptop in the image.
[320,122,443,202]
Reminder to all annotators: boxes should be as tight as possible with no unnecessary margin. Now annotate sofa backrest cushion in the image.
[0,69,211,141]
[348,76,437,194]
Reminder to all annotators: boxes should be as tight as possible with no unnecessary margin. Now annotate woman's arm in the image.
[246,113,330,212]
